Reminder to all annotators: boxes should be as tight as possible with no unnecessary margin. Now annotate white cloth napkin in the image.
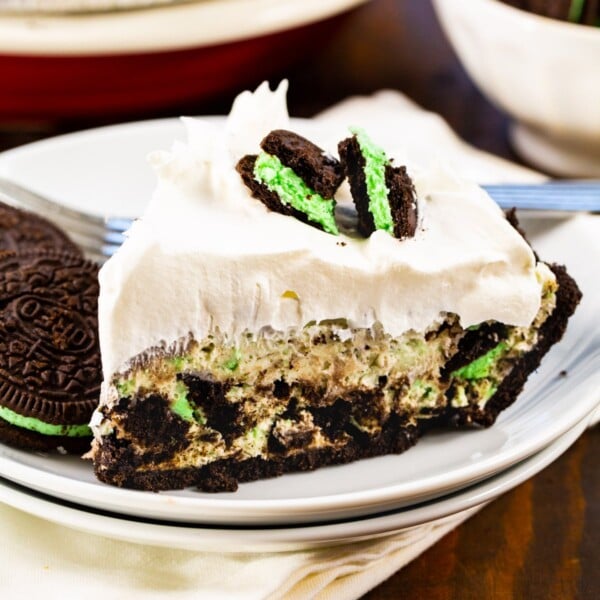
[0,501,480,599]
[0,91,597,599]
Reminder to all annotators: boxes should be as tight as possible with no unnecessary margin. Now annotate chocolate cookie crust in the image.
[0,201,81,256]
[95,412,420,492]
[446,264,582,427]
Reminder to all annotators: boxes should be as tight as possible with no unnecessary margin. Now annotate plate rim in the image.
[0,115,598,525]
[0,415,590,553]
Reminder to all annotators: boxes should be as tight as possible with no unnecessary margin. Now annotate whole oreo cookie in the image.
[0,201,81,256]
[0,250,101,453]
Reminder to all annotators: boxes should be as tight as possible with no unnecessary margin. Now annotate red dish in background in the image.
[0,0,366,120]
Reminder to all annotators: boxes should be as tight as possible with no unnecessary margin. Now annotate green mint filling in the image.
[410,379,440,409]
[170,381,206,425]
[451,342,508,380]
[351,127,394,234]
[568,0,585,22]
[244,424,269,456]
[116,379,136,398]
[253,152,339,235]
[223,348,241,371]
[171,381,195,421]
[0,405,91,437]
[168,355,188,371]
[412,379,435,399]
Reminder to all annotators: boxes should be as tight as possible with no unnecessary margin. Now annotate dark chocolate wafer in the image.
[338,136,373,236]
[385,164,419,239]
[339,132,418,240]
[260,129,344,198]
[0,201,81,256]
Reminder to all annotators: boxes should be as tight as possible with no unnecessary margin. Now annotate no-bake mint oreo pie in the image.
[90,82,581,492]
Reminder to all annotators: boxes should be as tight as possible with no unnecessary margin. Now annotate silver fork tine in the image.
[106,217,135,232]
[38,213,127,245]
[0,176,134,233]
[0,176,130,263]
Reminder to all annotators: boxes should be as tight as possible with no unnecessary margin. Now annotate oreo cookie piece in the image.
[338,128,418,240]
[0,201,81,256]
[0,250,101,453]
[236,129,343,235]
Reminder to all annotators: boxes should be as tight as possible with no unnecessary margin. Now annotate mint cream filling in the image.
[451,342,508,381]
[223,348,241,372]
[351,127,394,233]
[253,152,338,235]
[0,405,91,437]
[170,381,207,425]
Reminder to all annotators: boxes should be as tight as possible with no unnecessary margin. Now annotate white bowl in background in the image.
[432,0,600,176]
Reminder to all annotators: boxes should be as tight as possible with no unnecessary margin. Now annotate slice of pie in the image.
[90,83,580,491]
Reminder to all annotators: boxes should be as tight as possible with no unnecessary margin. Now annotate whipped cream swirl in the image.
[98,81,543,379]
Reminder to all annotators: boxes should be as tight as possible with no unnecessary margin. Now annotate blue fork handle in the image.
[482,182,600,212]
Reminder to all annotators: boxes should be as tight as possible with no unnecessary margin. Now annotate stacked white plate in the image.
[0,117,598,552]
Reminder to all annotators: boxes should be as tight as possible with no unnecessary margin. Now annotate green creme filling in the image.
[450,342,509,406]
[170,381,207,425]
[351,127,394,234]
[0,405,91,437]
[451,342,508,381]
[253,152,338,235]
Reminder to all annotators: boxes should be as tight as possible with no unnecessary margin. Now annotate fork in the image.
[0,176,598,263]
[0,176,128,263]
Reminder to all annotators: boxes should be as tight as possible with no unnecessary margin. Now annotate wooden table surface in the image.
[0,1,597,598]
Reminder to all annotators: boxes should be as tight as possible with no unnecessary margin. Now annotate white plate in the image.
[0,118,598,526]
[0,415,590,553]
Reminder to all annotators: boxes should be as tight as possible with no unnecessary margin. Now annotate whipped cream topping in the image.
[98,81,543,380]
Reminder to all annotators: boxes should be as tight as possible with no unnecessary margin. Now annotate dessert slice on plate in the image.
[91,82,580,492]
